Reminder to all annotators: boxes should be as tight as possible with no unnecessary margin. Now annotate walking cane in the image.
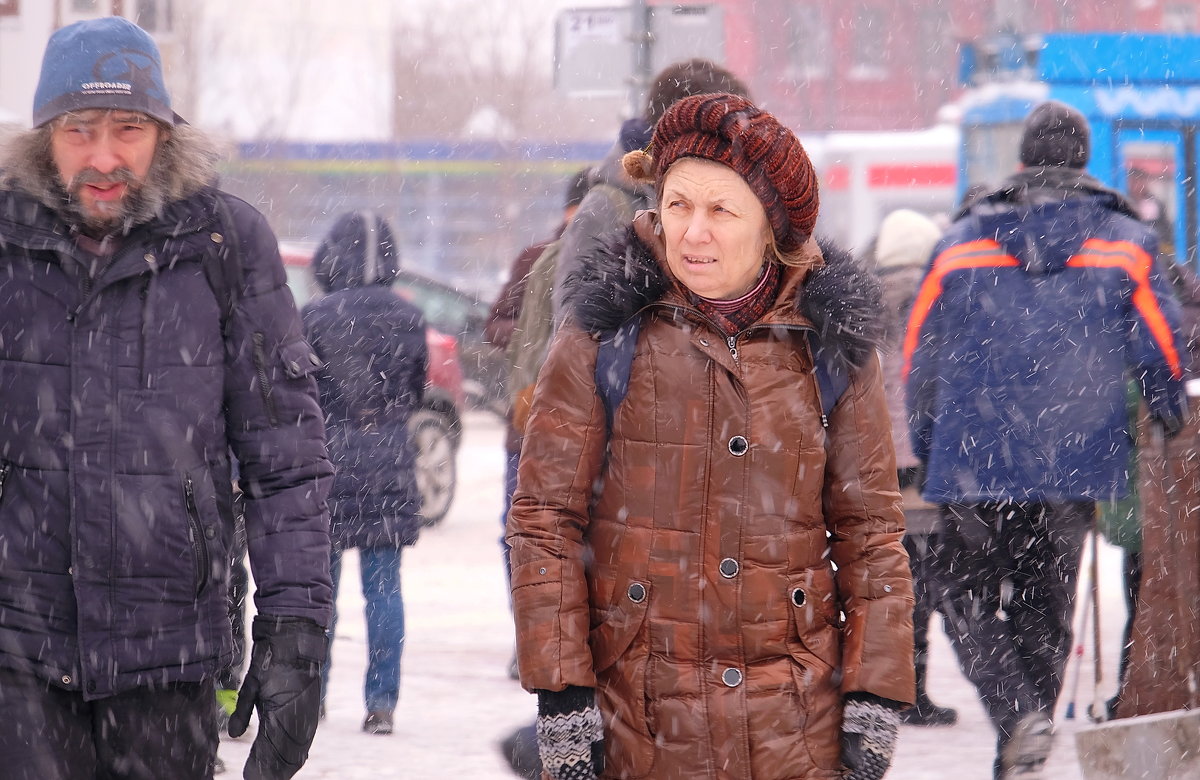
[1064,547,1093,721]
[1064,524,1094,721]
[1088,511,1106,723]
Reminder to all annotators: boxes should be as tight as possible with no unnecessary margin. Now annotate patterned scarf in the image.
[692,261,782,337]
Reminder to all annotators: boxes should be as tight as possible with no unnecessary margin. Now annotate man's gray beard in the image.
[0,121,221,238]
[54,158,172,238]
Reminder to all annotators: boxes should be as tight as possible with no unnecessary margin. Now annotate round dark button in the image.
[719,558,739,578]
[204,527,216,540]
[728,436,749,456]
[721,667,743,687]
[791,587,806,607]
[627,582,646,603]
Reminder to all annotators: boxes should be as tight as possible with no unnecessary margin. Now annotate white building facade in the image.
[0,0,396,141]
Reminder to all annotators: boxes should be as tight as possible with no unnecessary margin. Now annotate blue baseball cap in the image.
[33,16,178,127]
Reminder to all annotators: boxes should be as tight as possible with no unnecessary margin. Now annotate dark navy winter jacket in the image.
[0,185,333,700]
[904,172,1186,504]
[302,212,427,549]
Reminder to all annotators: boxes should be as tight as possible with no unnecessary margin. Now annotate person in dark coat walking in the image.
[904,100,1186,779]
[0,17,333,780]
[870,208,958,728]
[302,211,428,736]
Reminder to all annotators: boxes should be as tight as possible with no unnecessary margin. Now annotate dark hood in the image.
[958,167,1141,276]
[312,211,400,292]
[955,166,1138,221]
[564,227,884,372]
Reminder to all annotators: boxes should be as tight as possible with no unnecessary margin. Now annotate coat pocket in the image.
[787,568,842,672]
[183,476,211,596]
[590,580,655,779]
[590,580,650,672]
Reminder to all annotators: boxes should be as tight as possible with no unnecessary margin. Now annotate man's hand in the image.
[228,615,327,780]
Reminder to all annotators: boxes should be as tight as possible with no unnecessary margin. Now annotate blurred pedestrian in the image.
[302,211,428,736]
[509,93,915,780]
[0,16,333,780]
[1114,254,1200,720]
[869,208,958,727]
[550,58,752,323]
[1127,167,1173,256]
[904,100,1186,779]
[485,166,590,610]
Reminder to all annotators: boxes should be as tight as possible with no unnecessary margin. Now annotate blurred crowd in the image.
[2,14,1199,780]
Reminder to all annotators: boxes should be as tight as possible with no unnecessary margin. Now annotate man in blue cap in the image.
[0,16,332,780]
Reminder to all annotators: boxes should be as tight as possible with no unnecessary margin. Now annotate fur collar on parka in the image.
[0,123,221,234]
[563,226,885,374]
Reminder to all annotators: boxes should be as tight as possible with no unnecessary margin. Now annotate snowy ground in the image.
[218,411,1130,779]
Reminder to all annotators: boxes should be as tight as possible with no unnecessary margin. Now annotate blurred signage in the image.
[556,4,724,96]
[555,7,633,95]
[648,4,724,76]
[0,0,18,17]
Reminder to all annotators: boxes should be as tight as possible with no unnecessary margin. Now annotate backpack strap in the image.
[807,331,850,429]
[203,194,243,338]
[595,315,642,435]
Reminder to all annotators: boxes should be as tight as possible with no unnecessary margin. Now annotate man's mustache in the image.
[68,167,137,192]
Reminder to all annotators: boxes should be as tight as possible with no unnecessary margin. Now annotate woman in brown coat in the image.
[507,94,915,780]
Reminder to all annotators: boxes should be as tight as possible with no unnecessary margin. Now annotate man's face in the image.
[49,109,162,232]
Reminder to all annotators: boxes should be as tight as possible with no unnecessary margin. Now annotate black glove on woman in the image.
[841,694,901,780]
[228,615,327,780]
[535,685,605,780]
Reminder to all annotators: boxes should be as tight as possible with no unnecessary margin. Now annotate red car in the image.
[280,243,463,525]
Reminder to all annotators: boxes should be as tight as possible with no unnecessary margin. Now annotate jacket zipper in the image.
[252,332,279,427]
[138,279,151,387]
[184,477,210,595]
[726,335,739,363]
[0,461,10,502]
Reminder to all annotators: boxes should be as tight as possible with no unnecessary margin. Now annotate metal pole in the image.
[628,0,651,118]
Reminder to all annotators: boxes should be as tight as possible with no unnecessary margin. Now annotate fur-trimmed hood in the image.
[0,122,221,233]
[563,225,885,372]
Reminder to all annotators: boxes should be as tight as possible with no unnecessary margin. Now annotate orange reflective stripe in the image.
[1066,238,1183,379]
[901,240,1018,380]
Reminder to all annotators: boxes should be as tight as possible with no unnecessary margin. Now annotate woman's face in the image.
[659,157,771,301]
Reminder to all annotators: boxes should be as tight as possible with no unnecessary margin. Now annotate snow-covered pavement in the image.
[218,411,1130,779]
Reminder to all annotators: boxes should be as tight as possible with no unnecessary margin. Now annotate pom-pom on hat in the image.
[623,93,819,253]
[33,16,178,128]
[1019,100,1090,169]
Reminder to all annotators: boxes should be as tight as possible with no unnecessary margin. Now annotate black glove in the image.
[228,615,327,780]
[535,685,604,780]
[841,695,901,780]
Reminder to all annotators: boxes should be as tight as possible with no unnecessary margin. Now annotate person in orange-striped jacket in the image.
[903,100,1187,780]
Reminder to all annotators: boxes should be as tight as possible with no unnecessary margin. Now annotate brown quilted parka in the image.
[507,218,915,780]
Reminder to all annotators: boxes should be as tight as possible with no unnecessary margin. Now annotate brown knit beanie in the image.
[623,93,819,253]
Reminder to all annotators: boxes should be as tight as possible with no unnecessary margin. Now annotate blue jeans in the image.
[500,447,520,586]
[322,545,405,714]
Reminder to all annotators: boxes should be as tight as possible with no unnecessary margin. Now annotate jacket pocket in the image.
[590,580,651,673]
[0,461,11,505]
[184,476,211,596]
[251,332,279,426]
[787,568,841,672]
[252,335,321,428]
[590,580,655,779]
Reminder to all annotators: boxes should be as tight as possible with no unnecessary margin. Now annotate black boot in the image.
[500,722,542,780]
[900,654,957,727]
